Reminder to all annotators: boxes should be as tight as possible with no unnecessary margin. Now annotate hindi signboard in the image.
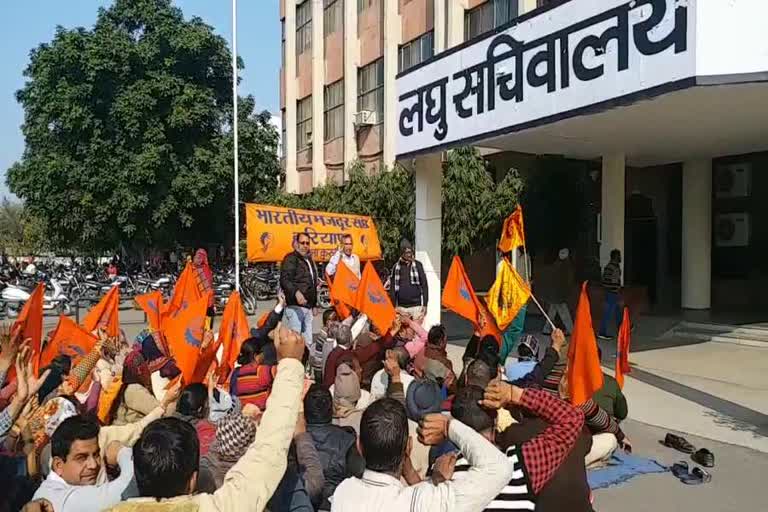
[245,204,382,262]
[396,0,694,157]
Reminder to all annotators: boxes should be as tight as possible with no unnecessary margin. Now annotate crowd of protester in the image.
[0,241,632,512]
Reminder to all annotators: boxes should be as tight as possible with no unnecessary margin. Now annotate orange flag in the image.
[476,298,502,346]
[40,315,97,371]
[329,262,360,319]
[354,262,396,334]
[13,283,45,377]
[166,263,203,319]
[486,259,531,331]
[567,282,605,405]
[217,291,251,385]
[83,286,120,337]
[498,205,526,253]
[616,307,632,389]
[135,291,164,331]
[442,256,480,324]
[162,294,208,385]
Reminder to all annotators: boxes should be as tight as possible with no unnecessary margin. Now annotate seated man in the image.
[369,347,413,401]
[304,384,364,509]
[452,384,591,512]
[592,347,628,422]
[106,326,306,511]
[32,416,137,512]
[332,395,514,511]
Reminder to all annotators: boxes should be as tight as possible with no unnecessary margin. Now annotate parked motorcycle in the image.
[2,277,71,318]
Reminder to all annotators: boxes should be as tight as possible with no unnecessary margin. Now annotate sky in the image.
[0,0,280,198]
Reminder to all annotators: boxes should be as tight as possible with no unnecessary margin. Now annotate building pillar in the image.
[433,0,446,53]
[284,1,298,193]
[414,152,443,329]
[311,0,326,187]
[343,0,358,171]
[600,153,625,275]
[520,0,538,15]
[446,0,466,48]
[382,0,399,169]
[682,159,712,309]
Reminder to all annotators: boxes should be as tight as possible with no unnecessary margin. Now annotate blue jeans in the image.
[284,305,314,350]
[599,292,623,337]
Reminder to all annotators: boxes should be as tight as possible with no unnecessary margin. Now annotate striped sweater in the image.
[431,447,536,511]
[601,262,621,294]
[229,362,277,410]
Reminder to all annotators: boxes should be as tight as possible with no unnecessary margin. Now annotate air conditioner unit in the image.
[354,110,377,127]
[715,162,751,198]
[715,213,750,247]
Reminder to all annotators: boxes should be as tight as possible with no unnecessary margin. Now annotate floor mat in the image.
[588,451,668,490]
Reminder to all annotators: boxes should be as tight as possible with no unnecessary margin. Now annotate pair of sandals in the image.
[663,434,714,485]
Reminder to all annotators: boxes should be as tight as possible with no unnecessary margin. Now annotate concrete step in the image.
[667,321,768,347]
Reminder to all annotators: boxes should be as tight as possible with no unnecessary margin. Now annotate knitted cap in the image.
[334,363,361,406]
[400,239,413,253]
[405,379,442,422]
[518,334,540,360]
[215,414,257,461]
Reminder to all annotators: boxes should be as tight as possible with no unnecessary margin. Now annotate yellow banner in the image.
[246,204,383,262]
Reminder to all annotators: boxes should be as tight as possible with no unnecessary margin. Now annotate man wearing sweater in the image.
[598,249,623,340]
[331,398,513,511]
[433,383,586,511]
[389,239,429,320]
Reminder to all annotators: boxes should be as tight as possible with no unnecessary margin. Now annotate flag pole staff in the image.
[232,0,240,292]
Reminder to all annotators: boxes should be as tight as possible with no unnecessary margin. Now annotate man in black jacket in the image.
[280,232,319,349]
[389,239,429,320]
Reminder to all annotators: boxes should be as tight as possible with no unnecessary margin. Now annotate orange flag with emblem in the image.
[40,315,97,372]
[616,307,632,389]
[567,282,605,405]
[83,286,120,337]
[329,262,360,319]
[355,262,396,334]
[476,298,502,346]
[12,283,45,377]
[162,294,208,385]
[442,256,480,324]
[486,258,531,331]
[217,291,251,385]
[134,291,164,331]
[166,263,203,320]
[498,205,526,253]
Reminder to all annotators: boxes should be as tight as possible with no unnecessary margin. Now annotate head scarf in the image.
[123,349,151,389]
[213,413,257,462]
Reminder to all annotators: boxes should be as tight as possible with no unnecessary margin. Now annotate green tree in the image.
[7,0,280,255]
[0,199,50,256]
[442,147,523,256]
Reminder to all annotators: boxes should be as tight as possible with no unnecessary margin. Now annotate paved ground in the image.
[53,302,768,511]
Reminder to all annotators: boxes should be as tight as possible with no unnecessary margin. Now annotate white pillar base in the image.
[414,153,442,329]
[682,159,712,310]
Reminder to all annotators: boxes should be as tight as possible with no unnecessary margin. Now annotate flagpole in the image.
[232,0,240,292]
[528,292,556,332]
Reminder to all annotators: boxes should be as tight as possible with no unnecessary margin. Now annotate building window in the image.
[398,31,434,72]
[297,95,313,151]
[324,0,343,36]
[464,0,519,41]
[324,80,344,141]
[357,0,374,12]
[296,1,312,57]
[357,58,384,121]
